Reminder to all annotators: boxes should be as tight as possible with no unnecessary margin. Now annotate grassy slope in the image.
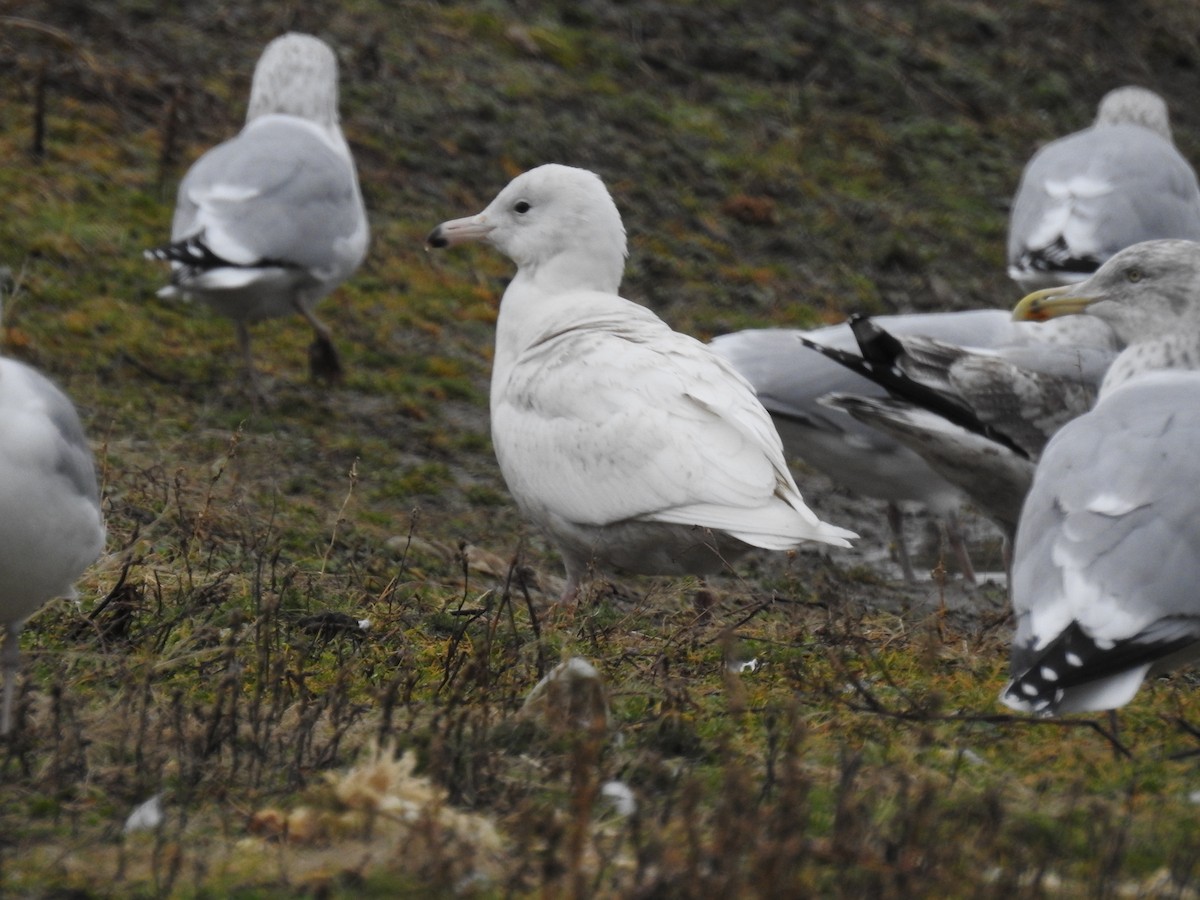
[3,1,1200,895]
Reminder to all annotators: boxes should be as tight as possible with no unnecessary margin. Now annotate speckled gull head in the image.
[245,32,341,131]
[1013,239,1200,392]
[1094,86,1172,140]
[1013,239,1200,339]
[427,164,628,296]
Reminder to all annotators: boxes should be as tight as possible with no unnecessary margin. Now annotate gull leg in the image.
[1,622,21,736]
[886,502,917,583]
[297,303,342,384]
[944,509,977,585]
[236,322,264,407]
[559,566,583,605]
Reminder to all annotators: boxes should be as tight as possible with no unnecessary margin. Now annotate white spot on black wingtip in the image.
[1065,651,1084,667]
[1021,681,1039,697]
[1039,666,1059,682]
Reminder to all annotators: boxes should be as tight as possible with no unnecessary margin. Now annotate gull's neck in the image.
[1100,330,1200,395]
[492,248,624,378]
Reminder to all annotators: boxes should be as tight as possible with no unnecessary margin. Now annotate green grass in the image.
[6,0,1200,895]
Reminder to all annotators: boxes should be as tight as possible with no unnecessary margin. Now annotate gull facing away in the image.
[712,311,1034,583]
[1001,240,1200,715]
[0,359,105,734]
[1007,86,1200,291]
[427,164,855,602]
[147,33,369,390]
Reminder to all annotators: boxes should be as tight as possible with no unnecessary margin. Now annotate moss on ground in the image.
[5,1,1200,895]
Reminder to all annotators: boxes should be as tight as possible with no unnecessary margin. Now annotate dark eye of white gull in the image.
[513,200,532,214]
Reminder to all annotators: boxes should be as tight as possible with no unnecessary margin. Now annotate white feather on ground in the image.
[427,164,855,602]
[147,32,369,389]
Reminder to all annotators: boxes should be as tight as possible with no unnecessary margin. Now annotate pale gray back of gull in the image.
[427,164,855,602]
[147,32,369,390]
[1007,86,1200,292]
[0,359,105,734]
[1002,239,1200,715]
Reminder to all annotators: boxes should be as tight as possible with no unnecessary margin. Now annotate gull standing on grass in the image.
[1001,240,1200,715]
[1007,86,1200,291]
[427,164,856,602]
[0,359,105,734]
[147,32,369,392]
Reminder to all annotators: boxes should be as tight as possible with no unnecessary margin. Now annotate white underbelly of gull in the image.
[427,164,855,602]
[1002,239,1200,715]
[1007,86,1200,292]
[147,32,369,391]
[0,358,105,734]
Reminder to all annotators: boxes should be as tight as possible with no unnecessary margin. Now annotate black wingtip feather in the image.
[800,315,1031,459]
[1018,237,1103,277]
[145,233,234,270]
[1006,620,1196,714]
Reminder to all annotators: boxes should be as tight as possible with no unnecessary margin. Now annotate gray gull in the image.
[712,310,1043,582]
[1002,239,1200,714]
[147,32,369,389]
[1007,86,1200,291]
[812,314,1115,541]
[0,358,105,734]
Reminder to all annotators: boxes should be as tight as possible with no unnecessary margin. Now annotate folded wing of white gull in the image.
[0,358,105,735]
[147,32,369,388]
[1007,86,1200,292]
[1002,239,1200,714]
[427,164,854,602]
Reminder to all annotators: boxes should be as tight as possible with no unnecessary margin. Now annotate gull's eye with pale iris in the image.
[1126,267,1144,283]
[513,200,532,214]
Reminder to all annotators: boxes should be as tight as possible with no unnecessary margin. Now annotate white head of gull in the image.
[1003,239,1200,714]
[147,32,369,391]
[428,164,855,602]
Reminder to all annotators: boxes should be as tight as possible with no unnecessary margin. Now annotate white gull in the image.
[427,164,855,602]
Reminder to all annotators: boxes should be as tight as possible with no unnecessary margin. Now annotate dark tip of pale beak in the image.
[426,225,448,250]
